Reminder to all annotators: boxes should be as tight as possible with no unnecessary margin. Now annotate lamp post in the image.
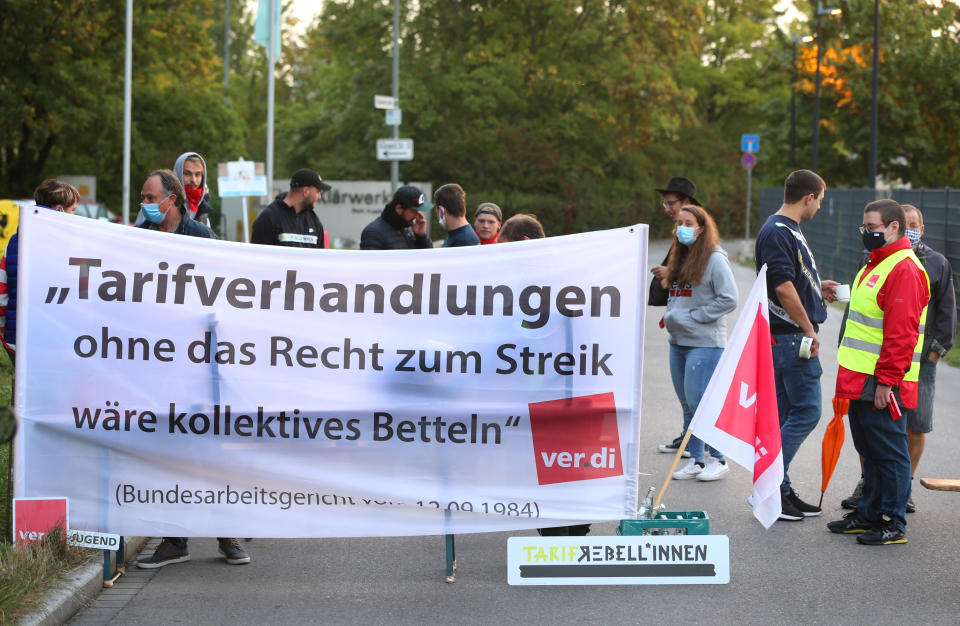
[791,33,814,169]
[869,0,879,188]
[812,1,842,172]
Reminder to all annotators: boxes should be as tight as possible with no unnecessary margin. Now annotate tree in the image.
[282,0,703,235]
[0,0,245,216]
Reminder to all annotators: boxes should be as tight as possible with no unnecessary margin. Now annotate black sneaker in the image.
[841,478,863,510]
[136,540,190,569]
[778,492,805,521]
[786,488,821,517]
[906,493,916,514]
[218,538,251,564]
[657,434,691,458]
[857,516,907,545]
[827,511,874,534]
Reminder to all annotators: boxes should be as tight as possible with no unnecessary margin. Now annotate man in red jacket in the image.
[828,199,930,545]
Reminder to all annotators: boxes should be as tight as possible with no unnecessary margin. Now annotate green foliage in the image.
[283,0,706,235]
[0,0,246,214]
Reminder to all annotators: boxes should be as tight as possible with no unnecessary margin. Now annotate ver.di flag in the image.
[688,265,783,528]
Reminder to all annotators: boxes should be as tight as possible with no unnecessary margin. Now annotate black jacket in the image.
[915,242,956,357]
[251,193,325,248]
[137,208,217,239]
[360,206,432,250]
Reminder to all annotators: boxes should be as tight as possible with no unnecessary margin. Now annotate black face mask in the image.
[862,229,887,251]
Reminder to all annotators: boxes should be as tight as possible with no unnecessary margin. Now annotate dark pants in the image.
[537,525,590,536]
[166,537,230,549]
[848,399,911,531]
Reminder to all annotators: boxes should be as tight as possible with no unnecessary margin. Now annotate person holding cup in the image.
[755,170,840,522]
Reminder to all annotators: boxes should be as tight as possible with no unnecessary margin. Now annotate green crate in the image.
[617,510,710,536]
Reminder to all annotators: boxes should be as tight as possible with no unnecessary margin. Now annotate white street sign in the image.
[68,528,121,550]
[386,109,402,126]
[376,138,414,161]
[375,95,398,110]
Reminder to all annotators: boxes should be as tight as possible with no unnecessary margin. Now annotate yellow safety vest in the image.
[838,248,929,382]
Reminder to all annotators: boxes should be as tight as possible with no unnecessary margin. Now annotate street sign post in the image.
[374,95,397,110]
[741,134,759,153]
[741,152,756,243]
[385,109,402,126]
[376,139,414,161]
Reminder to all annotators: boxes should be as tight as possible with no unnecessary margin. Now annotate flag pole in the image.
[653,429,693,510]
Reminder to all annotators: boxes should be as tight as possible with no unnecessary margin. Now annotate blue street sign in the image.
[742,153,756,170]
[741,134,759,153]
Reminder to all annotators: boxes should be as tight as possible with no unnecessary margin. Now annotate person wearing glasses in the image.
[653,176,701,459]
[828,200,930,545]
[754,170,839,522]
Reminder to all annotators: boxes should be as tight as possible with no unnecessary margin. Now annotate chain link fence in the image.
[759,186,960,325]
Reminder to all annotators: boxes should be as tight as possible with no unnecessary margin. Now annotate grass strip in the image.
[0,526,96,623]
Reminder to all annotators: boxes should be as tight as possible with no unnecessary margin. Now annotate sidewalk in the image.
[46,239,960,624]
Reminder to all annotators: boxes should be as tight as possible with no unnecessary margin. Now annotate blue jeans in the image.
[848,399,910,531]
[771,332,822,494]
[669,344,724,463]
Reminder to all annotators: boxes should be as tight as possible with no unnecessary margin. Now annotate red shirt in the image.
[835,237,930,408]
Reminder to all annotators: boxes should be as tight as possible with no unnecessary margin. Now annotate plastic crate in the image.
[617,510,710,536]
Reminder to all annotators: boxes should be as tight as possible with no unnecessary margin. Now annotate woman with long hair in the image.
[661,204,738,481]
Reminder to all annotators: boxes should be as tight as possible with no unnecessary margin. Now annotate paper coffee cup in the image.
[835,284,851,302]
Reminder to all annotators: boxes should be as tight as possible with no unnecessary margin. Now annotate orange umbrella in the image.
[819,397,849,507]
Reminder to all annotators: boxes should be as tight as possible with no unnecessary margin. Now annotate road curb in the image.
[18,536,147,626]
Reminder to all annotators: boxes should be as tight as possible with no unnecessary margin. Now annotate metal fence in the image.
[758,187,960,325]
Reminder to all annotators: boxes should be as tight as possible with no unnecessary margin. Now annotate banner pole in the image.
[653,429,693,510]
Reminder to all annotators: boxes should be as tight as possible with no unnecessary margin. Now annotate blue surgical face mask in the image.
[139,199,167,224]
[676,225,697,245]
[905,228,922,248]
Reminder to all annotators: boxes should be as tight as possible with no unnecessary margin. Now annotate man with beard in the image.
[360,185,433,250]
[251,168,331,248]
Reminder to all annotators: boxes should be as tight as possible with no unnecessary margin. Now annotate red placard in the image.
[13,497,68,544]
[741,153,756,170]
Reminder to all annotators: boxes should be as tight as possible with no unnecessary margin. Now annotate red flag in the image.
[689,265,783,528]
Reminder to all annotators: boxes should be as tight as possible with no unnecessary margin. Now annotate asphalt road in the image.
[73,239,960,625]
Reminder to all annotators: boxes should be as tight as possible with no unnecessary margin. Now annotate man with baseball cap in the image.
[474,202,502,245]
[360,184,433,250]
[251,168,331,248]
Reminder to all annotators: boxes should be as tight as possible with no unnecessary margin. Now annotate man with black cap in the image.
[652,176,700,458]
[474,202,502,245]
[251,168,331,248]
[360,185,433,250]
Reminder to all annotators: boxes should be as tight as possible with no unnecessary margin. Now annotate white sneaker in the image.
[697,457,730,481]
[672,459,703,480]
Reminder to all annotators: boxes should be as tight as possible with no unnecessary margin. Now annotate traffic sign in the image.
[374,95,397,110]
[741,153,756,169]
[741,134,759,153]
[377,138,414,161]
[385,109,402,126]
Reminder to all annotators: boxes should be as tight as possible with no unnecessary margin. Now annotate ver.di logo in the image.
[528,392,623,485]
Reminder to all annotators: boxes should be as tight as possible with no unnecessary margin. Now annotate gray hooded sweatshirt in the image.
[134,152,212,227]
[662,247,738,348]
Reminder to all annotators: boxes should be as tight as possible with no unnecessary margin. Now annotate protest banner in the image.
[14,209,647,537]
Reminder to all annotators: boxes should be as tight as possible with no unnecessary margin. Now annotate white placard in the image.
[376,139,414,161]
[14,211,647,538]
[507,536,730,585]
[68,528,121,550]
[374,95,397,109]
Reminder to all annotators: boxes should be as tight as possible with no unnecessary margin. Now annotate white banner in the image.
[14,210,647,537]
